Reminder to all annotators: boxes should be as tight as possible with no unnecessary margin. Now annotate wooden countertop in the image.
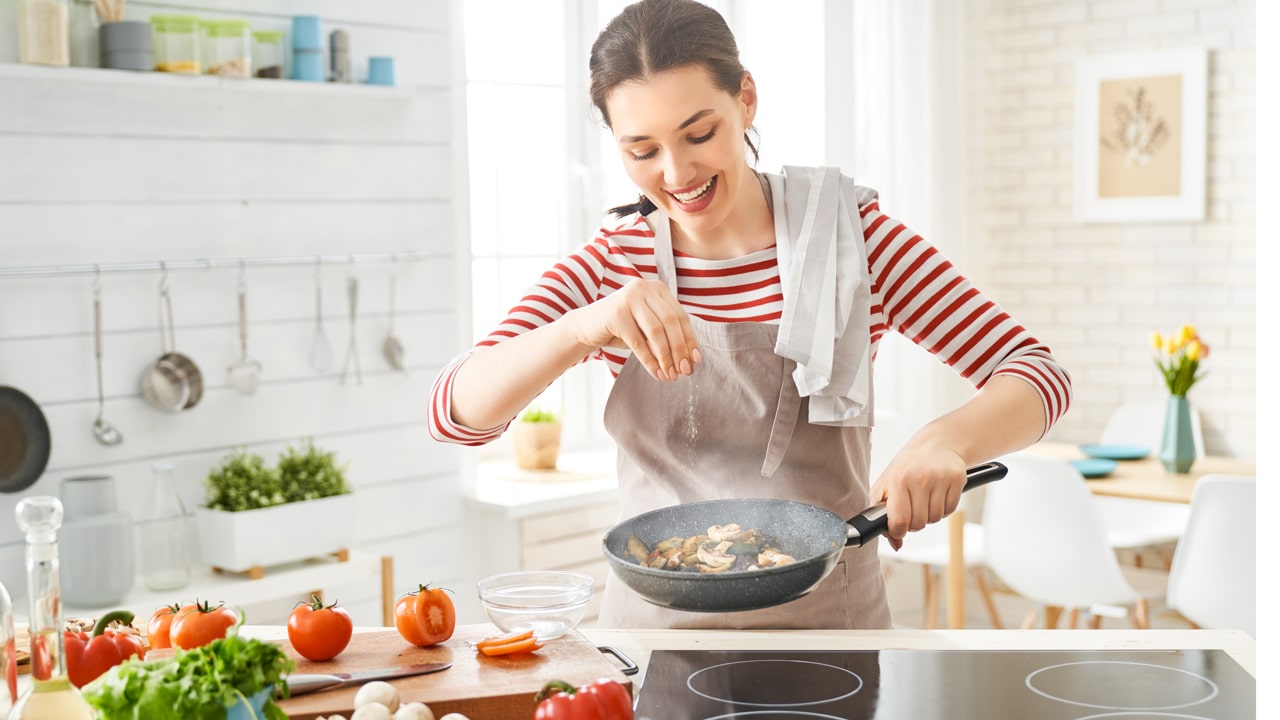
[579,627,1257,686]
[1029,442,1255,503]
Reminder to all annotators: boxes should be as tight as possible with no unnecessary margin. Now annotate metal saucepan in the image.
[141,275,203,412]
[601,461,1008,613]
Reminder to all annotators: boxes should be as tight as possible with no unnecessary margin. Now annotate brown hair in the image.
[589,0,759,217]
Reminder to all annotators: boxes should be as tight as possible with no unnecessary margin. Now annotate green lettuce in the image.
[82,634,295,720]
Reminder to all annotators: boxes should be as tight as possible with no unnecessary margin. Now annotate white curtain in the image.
[827,0,974,439]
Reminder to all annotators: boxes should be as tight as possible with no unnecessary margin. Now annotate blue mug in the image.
[367,56,397,87]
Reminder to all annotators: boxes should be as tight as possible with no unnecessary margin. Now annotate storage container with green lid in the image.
[202,18,251,77]
[150,14,201,73]
[251,30,286,79]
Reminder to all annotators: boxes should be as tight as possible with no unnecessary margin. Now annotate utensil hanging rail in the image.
[0,251,441,279]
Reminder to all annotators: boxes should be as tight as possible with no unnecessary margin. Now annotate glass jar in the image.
[18,0,70,66]
[150,14,201,73]
[251,30,286,79]
[1,579,15,716]
[203,19,251,77]
[136,462,193,591]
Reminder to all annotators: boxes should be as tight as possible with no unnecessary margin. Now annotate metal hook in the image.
[315,256,322,282]
[93,265,102,296]
[158,261,169,296]
[238,258,247,291]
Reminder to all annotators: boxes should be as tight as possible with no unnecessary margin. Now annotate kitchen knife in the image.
[283,661,452,697]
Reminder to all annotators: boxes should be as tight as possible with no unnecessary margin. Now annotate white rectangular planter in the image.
[195,494,356,573]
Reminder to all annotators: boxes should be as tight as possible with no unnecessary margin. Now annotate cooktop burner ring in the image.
[1075,707,1213,712]
[687,658,864,707]
[1025,660,1219,711]
[701,707,849,712]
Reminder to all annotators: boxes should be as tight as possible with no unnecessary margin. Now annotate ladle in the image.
[228,270,262,395]
[308,259,332,373]
[382,261,406,372]
[91,273,123,446]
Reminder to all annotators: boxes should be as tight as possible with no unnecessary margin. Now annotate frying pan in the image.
[602,461,1007,613]
[0,385,52,494]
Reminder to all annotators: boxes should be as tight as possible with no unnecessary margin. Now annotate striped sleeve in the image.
[862,202,1073,435]
[427,222,637,445]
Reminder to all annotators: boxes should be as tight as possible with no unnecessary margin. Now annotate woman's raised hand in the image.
[568,278,701,382]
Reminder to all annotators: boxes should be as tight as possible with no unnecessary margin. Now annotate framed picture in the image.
[1074,48,1207,223]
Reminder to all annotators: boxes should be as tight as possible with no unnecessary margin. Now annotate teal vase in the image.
[1159,394,1196,473]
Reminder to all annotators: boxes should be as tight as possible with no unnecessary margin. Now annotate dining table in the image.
[938,442,1256,628]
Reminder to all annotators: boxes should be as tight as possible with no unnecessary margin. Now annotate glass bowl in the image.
[477,570,594,640]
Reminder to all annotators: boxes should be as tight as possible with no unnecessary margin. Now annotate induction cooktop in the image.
[633,649,1255,719]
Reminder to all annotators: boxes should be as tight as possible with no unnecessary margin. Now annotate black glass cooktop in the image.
[634,649,1255,719]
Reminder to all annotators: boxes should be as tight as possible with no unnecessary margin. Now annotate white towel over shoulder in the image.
[763,166,875,426]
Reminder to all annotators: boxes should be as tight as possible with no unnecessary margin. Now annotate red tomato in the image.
[287,595,354,661]
[169,600,239,650]
[146,603,192,651]
[394,584,455,647]
[533,678,634,720]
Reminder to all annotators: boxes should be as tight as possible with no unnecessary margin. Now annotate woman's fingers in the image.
[589,280,699,381]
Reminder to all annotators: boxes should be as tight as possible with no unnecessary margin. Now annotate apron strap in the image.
[762,359,803,477]
[649,214,680,296]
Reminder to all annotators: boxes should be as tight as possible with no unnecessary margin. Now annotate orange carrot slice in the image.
[478,636,544,656]
[475,629,534,649]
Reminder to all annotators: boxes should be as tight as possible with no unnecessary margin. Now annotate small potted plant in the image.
[196,441,355,575]
[512,407,562,470]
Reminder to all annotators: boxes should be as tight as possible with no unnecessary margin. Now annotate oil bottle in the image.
[9,496,95,719]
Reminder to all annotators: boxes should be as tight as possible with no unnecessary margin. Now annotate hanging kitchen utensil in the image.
[141,268,204,412]
[602,462,1007,613]
[382,258,406,372]
[91,271,123,445]
[339,269,362,385]
[0,385,51,494]
[228,266,263,395]
[309,259,333,373]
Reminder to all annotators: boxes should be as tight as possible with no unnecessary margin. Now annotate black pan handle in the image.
[845,461,1007,547]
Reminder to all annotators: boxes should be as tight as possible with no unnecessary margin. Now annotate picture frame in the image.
[1074,48,1207,223]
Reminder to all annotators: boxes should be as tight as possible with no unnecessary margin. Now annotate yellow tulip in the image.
[1186,340,1202,361]
[1177,324,1195,345]
[1163,338,1176,355]
[1150,331,1163,350]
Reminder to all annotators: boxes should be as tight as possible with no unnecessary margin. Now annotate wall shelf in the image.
[0,61,434,98]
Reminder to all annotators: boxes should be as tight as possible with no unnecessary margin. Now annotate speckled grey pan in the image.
[602,461,1007,613]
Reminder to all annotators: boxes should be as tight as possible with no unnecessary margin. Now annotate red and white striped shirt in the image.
[429,199,1072,445]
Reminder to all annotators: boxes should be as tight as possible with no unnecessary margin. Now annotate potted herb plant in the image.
[195,441,355,574]
[512,407,562,470]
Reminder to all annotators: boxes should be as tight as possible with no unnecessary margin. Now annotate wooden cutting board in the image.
[266,624,630,719]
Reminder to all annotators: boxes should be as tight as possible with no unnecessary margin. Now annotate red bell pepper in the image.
[533,678,633,719]
[63,610,145,688]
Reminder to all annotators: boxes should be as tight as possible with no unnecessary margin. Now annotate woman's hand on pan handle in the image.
[869,442,968,551]
[568,278,702,382]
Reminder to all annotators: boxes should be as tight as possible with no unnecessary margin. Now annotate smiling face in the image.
[605,64,762,251]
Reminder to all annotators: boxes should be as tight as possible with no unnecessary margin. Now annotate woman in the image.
[430,0,1071,629]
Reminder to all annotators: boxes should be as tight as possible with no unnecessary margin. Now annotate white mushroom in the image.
[439,714,473,720]
[758,548,797,567]
[696,540,736,570]
[352,705,393,720]
[707,523,744,542]
[354,680,400,713]
[394,702,436,720]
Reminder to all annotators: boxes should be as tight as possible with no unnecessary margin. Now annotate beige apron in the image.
[596,213,892,630]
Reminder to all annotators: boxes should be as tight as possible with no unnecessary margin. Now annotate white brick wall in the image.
[967,0,1255,458]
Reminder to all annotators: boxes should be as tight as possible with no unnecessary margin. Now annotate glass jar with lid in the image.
[150,14,201,73]
[203,19,251,77]
[251,30,286,79]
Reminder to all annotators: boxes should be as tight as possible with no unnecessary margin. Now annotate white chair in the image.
[1166,474,1255,636]
[982,453,1168,629]
[1093,399,1203,568]
[879,520,1004,628]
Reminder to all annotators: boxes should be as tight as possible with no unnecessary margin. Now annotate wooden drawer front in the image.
[520,500,621,546]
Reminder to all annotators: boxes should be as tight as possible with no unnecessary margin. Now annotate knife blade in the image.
[284,661,452,697]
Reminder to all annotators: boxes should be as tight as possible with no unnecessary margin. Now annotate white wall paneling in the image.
[0,1,469,627]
